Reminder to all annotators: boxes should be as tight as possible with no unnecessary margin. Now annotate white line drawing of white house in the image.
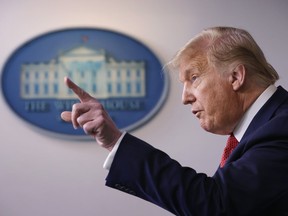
[20,46,146,99]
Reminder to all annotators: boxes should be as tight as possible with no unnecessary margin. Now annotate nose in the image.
[182,83,196,105]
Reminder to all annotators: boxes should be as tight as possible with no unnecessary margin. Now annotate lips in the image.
[192,110,201,118]
[192,110,199,115]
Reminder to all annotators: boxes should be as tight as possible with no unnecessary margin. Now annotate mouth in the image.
[192,110,201,118]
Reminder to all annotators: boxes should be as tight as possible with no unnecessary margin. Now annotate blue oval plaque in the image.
[1,28,169,137]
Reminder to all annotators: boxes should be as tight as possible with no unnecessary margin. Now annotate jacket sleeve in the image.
[105,133,225,216]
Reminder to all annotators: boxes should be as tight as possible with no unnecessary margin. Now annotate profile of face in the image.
[179,55,242,135]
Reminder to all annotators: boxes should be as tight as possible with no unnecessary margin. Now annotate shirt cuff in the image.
[103,131,127,170]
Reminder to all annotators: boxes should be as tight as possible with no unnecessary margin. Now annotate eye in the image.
[191,75,198,83]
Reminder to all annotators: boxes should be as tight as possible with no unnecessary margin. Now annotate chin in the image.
[200,123,226,135]
[200,122,213,133]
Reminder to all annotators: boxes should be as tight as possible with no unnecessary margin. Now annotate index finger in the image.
[64,76,93,102]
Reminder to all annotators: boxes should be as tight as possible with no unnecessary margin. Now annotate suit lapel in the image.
[242,86,288,141]
[227,86,288,163]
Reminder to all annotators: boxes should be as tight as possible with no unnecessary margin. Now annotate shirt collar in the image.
[233,85,277,142]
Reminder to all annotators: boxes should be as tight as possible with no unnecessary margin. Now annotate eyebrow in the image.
[179,67,199,82]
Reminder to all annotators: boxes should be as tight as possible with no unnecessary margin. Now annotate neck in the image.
[232,85,268,132]
[242,85,268,113]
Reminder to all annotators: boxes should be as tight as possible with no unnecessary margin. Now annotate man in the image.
[61,27,288,216]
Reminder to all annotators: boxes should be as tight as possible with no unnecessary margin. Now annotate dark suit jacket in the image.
[105,86,288,216]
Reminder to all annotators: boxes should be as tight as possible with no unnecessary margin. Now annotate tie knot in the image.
[227,134,238,148]
[220,134,239,168]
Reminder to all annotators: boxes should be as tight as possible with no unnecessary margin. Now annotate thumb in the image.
[61,111,72,122]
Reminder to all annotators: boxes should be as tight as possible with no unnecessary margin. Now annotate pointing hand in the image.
[61,77,122,151]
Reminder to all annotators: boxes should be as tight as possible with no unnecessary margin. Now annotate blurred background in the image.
[0,0,287,215]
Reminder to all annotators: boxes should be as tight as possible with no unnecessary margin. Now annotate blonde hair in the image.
[166,26,279,86]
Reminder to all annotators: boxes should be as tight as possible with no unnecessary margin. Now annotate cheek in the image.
[197,76,231,112]
[202,86,231,122]
[203,90,223,111]
[211,82,231,104]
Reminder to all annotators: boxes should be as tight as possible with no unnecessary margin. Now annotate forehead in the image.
[178,52,209,80]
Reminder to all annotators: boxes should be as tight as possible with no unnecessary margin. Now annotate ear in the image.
[229,64,246,91]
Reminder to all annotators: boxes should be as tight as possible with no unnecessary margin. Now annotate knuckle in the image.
[82,124,90,134]
[72,103,80,111]
[94,102,104,110]
[76,116,82,125]
[97,115,105,125]
[83,122,96,135]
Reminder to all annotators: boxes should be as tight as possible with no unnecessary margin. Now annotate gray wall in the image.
[0,0,287,215]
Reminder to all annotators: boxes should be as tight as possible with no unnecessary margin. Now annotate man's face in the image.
[179,56,241,135]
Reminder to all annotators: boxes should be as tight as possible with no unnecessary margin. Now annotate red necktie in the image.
[220,134,239,168]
